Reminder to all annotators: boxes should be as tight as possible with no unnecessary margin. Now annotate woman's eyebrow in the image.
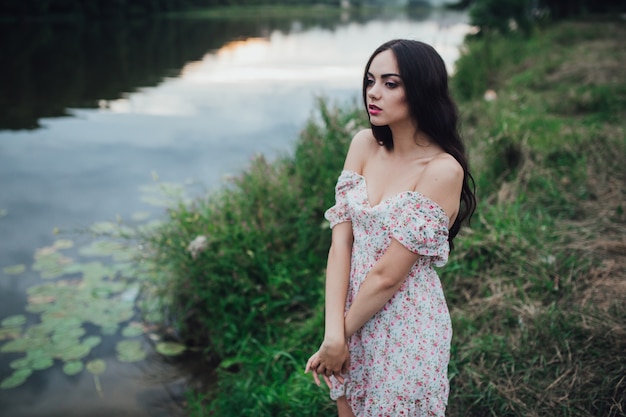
[367,71,401,79]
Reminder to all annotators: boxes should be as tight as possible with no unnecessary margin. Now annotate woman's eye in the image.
[366,79,374,87]
[386,82,398,89]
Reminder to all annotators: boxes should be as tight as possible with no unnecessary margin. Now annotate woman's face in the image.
[365,49,411,128]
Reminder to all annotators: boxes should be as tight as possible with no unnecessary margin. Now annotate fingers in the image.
[315,364,328,375]
[312,370,321,386]
[305,348,350,387]
[305,353,320,374]
[304,356,314,373]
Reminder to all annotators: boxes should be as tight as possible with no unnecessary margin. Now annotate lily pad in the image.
[79,240,124,258]
[115,340,147,363]
[89,222,134,237]
[77,240,137,263]
[1,338,32,353]
[40,315,82,331]
[24,325,51,339]
[1,315,27,328]
[52,326,86,342]
[107,304,135,323]
[50,337,80,355]
[79,262,114,282]
[53,239,74,250]
[34,246,57,257]
[32,252,74,279]
[9,357,31,369]
[155,342,186,356]
[121,323,144,338]
[82,336,102,349]
[28,294,56,305]
[63,361,84,376]
[27,283,56,297]
[3,264,26,275]
[25,304,49,314]
[86,359,106,375]
[26,349,49,360]
[31,356,54,371]
[59,344,91,361]
[1,369,32,389]
[0,327,21,341]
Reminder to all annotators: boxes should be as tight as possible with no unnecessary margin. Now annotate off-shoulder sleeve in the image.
[390,195,450,266]
[324,171,358,228]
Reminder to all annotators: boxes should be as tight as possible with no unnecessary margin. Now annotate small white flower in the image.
[483,89,498,102]
[187,235,208,259]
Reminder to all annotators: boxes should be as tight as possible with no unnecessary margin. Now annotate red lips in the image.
[368,104,381,115]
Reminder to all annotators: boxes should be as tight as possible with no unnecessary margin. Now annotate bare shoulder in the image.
[416,153,464,221]
[350,129,378,154]
[421,153,464,185]
[343,129,379,173]
[425,152,463,179]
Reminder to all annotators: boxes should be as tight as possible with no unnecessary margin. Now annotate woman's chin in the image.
[369,119,386,127]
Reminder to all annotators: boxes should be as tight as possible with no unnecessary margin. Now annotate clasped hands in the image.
[304,339,350,388]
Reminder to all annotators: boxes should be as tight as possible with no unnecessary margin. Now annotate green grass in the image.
[445,18,626,416]
[141,19,626,417]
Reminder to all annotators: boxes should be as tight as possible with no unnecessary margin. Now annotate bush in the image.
[143,98,366,359]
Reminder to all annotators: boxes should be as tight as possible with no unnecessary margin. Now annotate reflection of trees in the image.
[0,16,343,130]
[0,6,439,131]
[0,0,342,19]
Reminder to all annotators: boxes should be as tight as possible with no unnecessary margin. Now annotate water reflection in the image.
[0,6,471,417]
[0,8,471,130]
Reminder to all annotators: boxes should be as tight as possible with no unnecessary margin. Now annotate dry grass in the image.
[445,18,626,417]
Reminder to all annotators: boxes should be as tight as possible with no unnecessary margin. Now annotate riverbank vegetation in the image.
[140,15,625,417]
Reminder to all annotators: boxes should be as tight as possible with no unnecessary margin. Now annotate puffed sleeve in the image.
[390,194,450,266]
[324,171,357,228]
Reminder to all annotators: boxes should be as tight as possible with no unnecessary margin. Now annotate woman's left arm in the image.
[344,239,419,337]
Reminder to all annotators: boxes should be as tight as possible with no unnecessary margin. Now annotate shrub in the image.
[143,98,366,359]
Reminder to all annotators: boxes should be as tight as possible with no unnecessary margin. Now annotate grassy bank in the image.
[446,18,626,416]
[142,18,626,417]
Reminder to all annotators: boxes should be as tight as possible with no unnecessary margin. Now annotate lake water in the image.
[0,5,471,416]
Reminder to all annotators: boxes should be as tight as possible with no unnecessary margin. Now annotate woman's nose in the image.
[368,83,380,99]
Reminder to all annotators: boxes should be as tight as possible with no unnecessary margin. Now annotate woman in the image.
[304,39,476,416]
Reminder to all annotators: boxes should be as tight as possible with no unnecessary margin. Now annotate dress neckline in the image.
[341,170,449,221]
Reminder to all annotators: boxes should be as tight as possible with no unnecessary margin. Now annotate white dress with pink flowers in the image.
[325,170,452,417]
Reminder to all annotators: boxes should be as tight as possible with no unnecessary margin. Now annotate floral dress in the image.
[325,170,452,417]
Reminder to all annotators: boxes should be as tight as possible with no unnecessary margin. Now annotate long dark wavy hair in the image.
[362,39,476,249]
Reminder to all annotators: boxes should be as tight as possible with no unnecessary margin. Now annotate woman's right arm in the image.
[322,221,353,346]
[305,130,372,384]
[321,129,372,348]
